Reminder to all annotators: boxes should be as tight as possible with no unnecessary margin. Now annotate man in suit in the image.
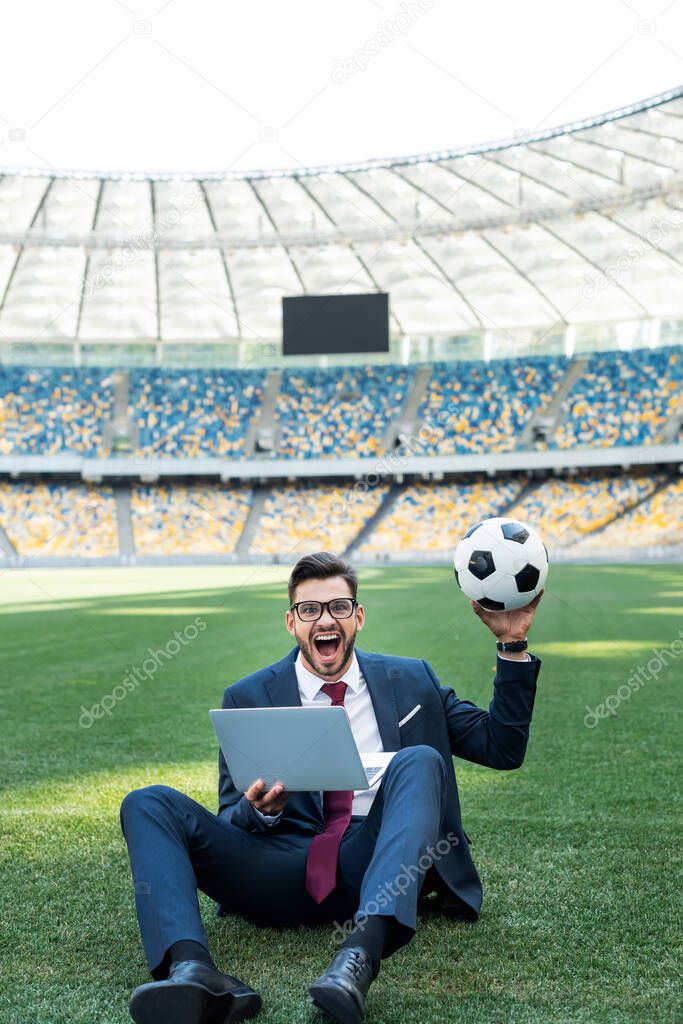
[121,551,542,1024]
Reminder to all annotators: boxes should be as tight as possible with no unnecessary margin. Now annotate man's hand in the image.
[244,778,290,816]
[471,589,543,651]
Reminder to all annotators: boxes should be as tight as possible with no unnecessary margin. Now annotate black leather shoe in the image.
[129,959,262,1024]
[308,947,375,1024]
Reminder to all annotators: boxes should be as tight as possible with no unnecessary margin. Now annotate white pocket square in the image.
[398,704,422,728]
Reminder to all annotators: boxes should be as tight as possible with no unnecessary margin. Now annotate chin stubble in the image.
[301,630,356,675]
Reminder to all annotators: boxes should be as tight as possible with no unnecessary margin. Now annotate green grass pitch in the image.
[1,563,680,1024]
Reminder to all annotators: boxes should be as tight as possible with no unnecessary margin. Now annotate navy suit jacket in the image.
[217,646,541,920]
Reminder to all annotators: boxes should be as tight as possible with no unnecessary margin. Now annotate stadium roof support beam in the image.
[75,178,104,340]
[149,181,162,343]
[0,176,54,318]
[342,172,400,224]
[198,180,242,339]
[293,174,337,226]
[480,233,567,324]
[388,166,456,216]
[349,245,407,335]
[574,133,681,174]
[480,153,573,201]
[0,248,22,319]
[411,238,484,329]
[618,122,683,145]
[526,143,623,186]
[289,175,405,330]
[246,178,307,293]
[598,210,683,275]
[538,221,651,317]
[292,172,409,334]
[436,160,516,210]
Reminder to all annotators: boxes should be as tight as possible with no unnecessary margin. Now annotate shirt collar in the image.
[294,649,362,701]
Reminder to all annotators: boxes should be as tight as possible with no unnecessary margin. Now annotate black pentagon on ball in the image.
[515,562,540,592]
[463,521,483,539]
[501,521,529,544]
[468,549,495,580]
[478,596,506,611]
[453,566,461,589]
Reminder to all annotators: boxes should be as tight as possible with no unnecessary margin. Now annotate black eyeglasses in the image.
[290,598,358,622]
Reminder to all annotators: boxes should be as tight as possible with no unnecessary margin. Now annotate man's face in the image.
[285,575,364,681]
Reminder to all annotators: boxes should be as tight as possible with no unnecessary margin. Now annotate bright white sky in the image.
[0,0,681,175]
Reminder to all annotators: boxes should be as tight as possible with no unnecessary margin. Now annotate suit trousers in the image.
[120,744,448,977]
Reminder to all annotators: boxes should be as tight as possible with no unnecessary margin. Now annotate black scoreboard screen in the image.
[282,293,389,356]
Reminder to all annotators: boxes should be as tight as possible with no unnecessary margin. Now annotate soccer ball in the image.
[453,517,548,612]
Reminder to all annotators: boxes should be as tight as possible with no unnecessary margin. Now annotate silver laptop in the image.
[209,706,388,792]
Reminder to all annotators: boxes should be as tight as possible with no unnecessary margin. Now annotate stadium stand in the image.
[0,348,680,563]
[415,356,567,454]
[1,348,681,461]
[357,477,525,556]
[574,476,683,550]
[273,365,414,458]
[0,367,114,455]
[249,481,389,555]
[130,483,252,554]
[0,482,117,556]
[504,473,662,547]
[552,346,683,449]
[130,369,265,458]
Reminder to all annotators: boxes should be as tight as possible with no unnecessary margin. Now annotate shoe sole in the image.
[309,982,363,1024]
[129,981,262,1024]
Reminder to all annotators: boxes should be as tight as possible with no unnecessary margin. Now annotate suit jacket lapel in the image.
[356,649,401,752]
[265,648,302,709]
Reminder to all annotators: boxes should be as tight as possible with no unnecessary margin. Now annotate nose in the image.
[317,606,337,628]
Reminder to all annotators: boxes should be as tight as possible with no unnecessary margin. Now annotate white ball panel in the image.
[454,516,549,610]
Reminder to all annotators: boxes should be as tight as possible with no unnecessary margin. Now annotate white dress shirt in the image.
[251,650,386,825]
[295,650,385,816]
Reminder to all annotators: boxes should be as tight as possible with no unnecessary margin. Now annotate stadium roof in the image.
[1,85,683,342]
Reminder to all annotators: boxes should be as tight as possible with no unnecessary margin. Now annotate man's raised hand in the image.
[470,589,543,642]
[245,778,290,816]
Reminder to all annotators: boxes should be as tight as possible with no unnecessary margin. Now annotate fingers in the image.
[258,786,288,814]
[264,791,289,814]
[528,589,544,610]
[245,778,266,802]
[245,778,288,814]
[470,599,486,619]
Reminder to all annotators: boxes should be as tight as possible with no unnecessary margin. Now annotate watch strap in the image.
[497,639,528,653]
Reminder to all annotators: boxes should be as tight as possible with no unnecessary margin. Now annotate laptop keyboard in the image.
[364,765,384,782]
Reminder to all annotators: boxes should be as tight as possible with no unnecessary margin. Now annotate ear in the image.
[285,609,296,637]
[356,604,365,631]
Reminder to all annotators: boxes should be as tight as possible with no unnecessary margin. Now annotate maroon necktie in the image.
[304,681,354,904]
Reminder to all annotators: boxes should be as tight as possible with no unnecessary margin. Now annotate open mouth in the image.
[313,631,342,663]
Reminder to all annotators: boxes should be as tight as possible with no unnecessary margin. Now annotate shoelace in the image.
[342,950,368,982]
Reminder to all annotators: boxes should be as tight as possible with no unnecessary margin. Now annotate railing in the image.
[0,442,681,482]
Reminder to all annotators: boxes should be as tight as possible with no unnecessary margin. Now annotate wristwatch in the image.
[496,638,528,653]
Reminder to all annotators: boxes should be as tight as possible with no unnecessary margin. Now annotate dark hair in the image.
[288,552,358,604]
